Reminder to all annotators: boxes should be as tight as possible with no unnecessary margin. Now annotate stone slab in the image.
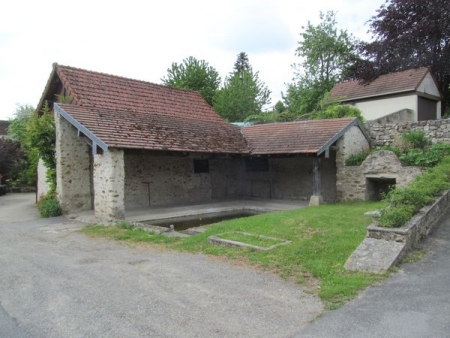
[344,238,406,274]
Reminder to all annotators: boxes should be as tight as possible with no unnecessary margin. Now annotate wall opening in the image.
[366,177,396,201]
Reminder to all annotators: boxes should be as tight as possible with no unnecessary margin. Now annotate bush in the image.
[313,104,365,123]
[345,149,372,166]
[379,205,414,228]
[402,131,430,150]
[378,156,450,227]
[37,194,62,218]
[399,143,450,167]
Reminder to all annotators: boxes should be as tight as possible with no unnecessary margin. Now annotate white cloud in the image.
[0,0,385,119]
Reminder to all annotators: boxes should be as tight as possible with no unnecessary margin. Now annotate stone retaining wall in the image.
[337,150,422,202]
[367,190,450,251]
[367,119,450,147]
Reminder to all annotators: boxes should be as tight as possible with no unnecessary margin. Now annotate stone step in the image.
[344,238,406,274]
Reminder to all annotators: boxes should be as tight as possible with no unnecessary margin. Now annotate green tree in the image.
[285,11,356,116]
[8,104,34,143]
[27,103,56,192]
[161,56,221,105]
[7,104,37,186]
[233,52,251,77]
[0,139,25,182]
[214,69,271,122]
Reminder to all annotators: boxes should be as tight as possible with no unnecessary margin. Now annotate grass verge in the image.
[81,201,387,309]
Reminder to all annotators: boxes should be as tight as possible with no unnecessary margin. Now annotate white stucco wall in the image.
[37,158,50,201]
[355,95,417,121]
[417,73,440,97]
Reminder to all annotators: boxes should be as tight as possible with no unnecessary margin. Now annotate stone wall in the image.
[367,190,450,251]
[55,113,92,213]
[124,151,215,209]
[337,151,423,201]
[210,157,245,199]
[240,155,337,202]
[367,119,450,147]
[94,148,125,220]
[336,126,371,201]
[123,150,338,210]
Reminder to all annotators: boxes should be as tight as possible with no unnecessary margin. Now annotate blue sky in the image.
[0,0,384,120]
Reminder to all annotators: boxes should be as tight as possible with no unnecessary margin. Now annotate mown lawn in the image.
[82,200,387,309]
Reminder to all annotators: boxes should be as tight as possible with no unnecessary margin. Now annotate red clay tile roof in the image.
[41,64,367,155]
[57,103,248,153]
[242,118,360,155]
[331,67,430,102]
[0,120,9,136]
[49,65,248,154]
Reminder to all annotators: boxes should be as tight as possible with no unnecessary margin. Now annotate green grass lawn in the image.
[82,200,386,309]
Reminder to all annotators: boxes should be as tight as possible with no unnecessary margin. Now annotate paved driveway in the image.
[0,194,322,337]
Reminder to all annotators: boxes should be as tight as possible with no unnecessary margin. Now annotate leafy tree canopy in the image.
[214,71,271,122]
[346,0,450,114]
[161,56,221,106]
[0,139,25,181]
[8,104,34,143]
[285,11,356,116]
[213,53,271,122]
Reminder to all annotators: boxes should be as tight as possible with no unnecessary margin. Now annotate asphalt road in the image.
[0,194,322,337]
[294,211,450,338]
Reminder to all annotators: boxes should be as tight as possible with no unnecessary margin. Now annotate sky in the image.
[0,0,385,120]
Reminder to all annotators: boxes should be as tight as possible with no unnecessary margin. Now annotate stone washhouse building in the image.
[36,64,374,221]
[331,67,442,123]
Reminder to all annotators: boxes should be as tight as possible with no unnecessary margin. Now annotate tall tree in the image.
[161,56,221,106]
[214,69,271,122]
[347,0,450,114]
[233,52,251,77]
[213,53,271,122]
[285,11,356,116]
[214,70,270,122]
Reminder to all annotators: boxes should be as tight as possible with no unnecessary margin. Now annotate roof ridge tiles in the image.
[55,63,207,97]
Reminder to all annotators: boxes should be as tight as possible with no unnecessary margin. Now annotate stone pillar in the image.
[55,112,92,213]
[309,157,323,206]
[93,148,125,221]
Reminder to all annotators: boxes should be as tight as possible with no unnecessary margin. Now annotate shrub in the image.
[399,143,450,167]
[378,156,450,227]
[385,187,433,212]
[379,205,414,228]
[345,149,372,166]
[37,194,62,218]
[313,104,365,123]
[402,131,430,150]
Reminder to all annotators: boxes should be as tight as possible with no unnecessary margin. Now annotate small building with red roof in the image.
[331,67,441,123]
[37,64,371,221]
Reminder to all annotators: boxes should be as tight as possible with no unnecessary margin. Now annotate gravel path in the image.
[0,194,323,338]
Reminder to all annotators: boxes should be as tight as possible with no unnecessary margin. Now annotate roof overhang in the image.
[54,103,108,154]
[316,118,370,157]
